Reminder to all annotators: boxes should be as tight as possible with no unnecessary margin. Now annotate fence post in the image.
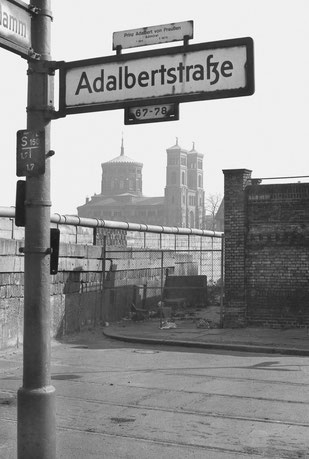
[160,250,164,327]
[220,235,225,328]
[211,237,214,281]
[100,235,107,323]
[199,235,203,275]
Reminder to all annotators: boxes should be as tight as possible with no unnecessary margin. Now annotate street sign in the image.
[16,130,45,177]
[0,0,33,58]
[57,37,254,118]
[125,103,179,124]
[113,21,193,50]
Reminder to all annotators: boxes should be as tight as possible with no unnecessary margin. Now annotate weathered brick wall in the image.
[223,169,252,327]
[223,172,309,328]
[246,183,309,327]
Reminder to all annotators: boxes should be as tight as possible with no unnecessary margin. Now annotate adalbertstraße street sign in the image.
[57,37,254,117]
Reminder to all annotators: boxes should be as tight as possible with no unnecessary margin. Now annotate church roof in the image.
[189,142,198,153]
[78,195,164,209]
[167,137,182,151]
[189,141,203,156]
[107,154,141,164]
[102,137,143,166]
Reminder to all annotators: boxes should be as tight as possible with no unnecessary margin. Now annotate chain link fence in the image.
[94,226,224,325]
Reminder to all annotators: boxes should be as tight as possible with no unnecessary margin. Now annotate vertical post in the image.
[17,1,56,458]
[211,237,214,281]
[199,235,202,275]
[100,235,107,323]
[160,250,164,327]
[222,168,252,327]
[219,235,225,328]
[93,227,97,245]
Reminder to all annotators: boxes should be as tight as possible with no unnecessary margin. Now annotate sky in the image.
[0,0,308,215]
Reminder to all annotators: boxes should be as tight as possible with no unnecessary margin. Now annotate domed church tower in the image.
[101,136,143,197]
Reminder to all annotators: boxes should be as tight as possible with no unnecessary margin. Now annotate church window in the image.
[182,171,185,185]
[198,175,202,188]
[198,160,203,169]
[181,156,187,166]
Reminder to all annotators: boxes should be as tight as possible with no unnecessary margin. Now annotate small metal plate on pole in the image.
[16,130,45,177]
[125,103,179,124]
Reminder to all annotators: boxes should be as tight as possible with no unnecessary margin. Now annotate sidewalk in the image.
[103,319,309,356]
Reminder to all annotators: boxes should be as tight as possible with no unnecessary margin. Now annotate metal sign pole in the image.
[17,0,56,457]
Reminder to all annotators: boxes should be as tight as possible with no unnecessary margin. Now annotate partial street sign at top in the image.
[113,21,193,50]
[0,0,33,58]
[57,37,254,118]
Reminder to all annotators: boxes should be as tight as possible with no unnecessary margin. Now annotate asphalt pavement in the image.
[1,322,309,458]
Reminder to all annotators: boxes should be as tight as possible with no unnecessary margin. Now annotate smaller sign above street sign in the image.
[16,130,45,177]
[125,103,179,125]
[113,20,193,51]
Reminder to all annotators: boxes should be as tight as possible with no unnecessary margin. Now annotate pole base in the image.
[17,385,56,459]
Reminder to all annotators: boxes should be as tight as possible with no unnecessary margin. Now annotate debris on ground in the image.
[160,321,177,330]
[196,318,211,329]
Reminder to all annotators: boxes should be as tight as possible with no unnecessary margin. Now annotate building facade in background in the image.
[77,138,205,228]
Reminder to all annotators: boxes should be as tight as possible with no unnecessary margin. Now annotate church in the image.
[77,138,205,229]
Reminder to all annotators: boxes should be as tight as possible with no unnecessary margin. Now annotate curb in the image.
[103,329,309,356]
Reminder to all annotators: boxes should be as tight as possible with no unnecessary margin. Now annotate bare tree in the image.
[205,193,222,230]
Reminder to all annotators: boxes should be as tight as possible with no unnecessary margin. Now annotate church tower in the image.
[164,138,188,227]
[187,143,205,228]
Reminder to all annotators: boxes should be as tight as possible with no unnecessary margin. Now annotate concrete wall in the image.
[0,219,198,349]
[223,170,309,327]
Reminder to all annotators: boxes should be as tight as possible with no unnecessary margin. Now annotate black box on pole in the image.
[15,180,26,227]
[50,228,60,275]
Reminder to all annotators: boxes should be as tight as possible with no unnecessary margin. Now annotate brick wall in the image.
[246,183,309,327]
[223,171,309,328]
[223,169,252,327]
